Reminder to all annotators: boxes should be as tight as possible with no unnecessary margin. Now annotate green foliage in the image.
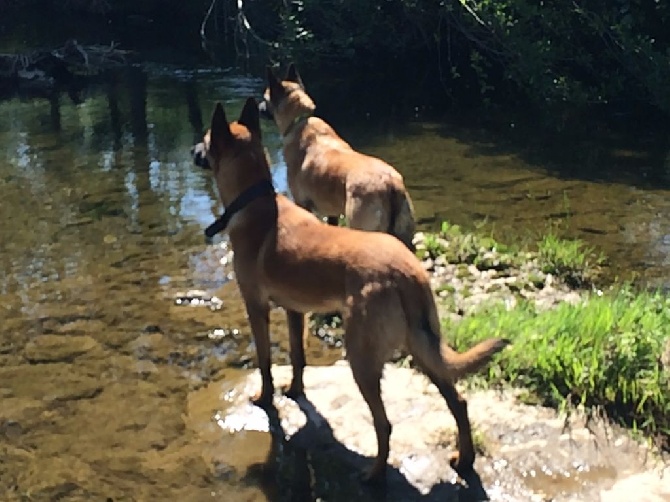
[446,287,670,447]
[258,0,670,115]
[273,0,425,62]
[453,0,670,111]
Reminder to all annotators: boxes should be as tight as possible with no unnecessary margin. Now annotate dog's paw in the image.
[250,389,274,409]
[282,382,305,400]
[449,452,475,478]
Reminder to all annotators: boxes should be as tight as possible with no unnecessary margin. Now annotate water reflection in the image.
[2,61,670,304]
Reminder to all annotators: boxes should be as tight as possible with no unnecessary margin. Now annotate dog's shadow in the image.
[242,395,490,502]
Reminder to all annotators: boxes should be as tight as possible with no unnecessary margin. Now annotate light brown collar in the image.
[281,113,312,140]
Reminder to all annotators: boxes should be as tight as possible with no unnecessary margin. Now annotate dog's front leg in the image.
[284,310,307,398]
[246,302,274,408]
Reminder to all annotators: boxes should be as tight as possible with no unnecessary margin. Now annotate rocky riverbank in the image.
[189,364,670,501]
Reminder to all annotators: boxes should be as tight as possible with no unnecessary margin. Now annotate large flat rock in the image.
[186,362,670,501]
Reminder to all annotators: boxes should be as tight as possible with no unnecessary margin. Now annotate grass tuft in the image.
[445,286,670,451]
[536,232,605,287]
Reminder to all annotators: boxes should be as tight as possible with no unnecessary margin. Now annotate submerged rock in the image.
[187,363,670,502]
[0,364,102,402]
[24,334,101,363]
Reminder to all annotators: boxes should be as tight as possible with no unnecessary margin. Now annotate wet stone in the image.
[2,420,23,440]
[173,289,223,310]
[24,334,101,363]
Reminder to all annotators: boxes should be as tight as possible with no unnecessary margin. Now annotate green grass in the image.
[537,232,605,287]
[445,287,670,450]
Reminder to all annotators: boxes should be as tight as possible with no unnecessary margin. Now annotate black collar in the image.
[204,179,275,241]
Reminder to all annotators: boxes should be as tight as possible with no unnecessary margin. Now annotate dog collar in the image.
[204,179,275,241]
[282,113,312,139]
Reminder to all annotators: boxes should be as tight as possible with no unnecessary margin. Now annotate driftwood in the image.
[0,39,136,92]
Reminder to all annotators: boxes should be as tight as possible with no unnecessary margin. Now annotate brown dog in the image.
[197,97,509,483]
[258,64,417,251]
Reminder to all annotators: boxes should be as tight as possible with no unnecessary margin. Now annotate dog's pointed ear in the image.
[238,97,261,137]
[266,65,283,96]
[285,63,304,88]
[209,102,232,156]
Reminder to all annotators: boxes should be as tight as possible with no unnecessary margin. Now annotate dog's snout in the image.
[191,142,210,169]
[258,100,274,121]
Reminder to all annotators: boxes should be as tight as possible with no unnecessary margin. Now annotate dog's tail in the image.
[387,183,417,252]
[407,287,509,382]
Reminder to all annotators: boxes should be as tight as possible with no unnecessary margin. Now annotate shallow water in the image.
[1,42,670,499]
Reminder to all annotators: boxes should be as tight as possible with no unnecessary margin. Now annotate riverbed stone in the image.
[0,364,103,402]
[126,332,174,360]
[24,334,101,363]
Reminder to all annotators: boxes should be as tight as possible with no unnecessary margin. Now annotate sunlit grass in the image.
[445,287,670,448]
[537,232,605,287]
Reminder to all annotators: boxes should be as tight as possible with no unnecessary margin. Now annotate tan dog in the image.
[258,64,417,251]
[198,97,509,483]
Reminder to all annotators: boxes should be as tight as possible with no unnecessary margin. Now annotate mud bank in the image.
[187,363,670,502]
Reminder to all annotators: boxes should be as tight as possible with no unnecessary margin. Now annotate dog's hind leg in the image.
[343,299,405,483]
[423,370,475,476]
[348,349,390,483]
[284,309,307,398]
[407,324,477,475]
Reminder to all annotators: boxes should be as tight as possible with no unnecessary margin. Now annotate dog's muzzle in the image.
[191,142,210,169]
[258,100,274,121]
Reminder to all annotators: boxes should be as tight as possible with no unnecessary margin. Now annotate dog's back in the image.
[261,65,417,250]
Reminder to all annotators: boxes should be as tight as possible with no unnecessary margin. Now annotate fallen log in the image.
[0,39,137,91]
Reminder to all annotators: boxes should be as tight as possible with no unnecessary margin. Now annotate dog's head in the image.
[204,97,270,206]
[191,131,211,169]
[259,63,315,136]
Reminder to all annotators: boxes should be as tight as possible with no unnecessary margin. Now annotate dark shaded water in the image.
[2,14,670,500]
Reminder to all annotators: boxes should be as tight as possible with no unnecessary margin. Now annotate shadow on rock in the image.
[244,396,489,502]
